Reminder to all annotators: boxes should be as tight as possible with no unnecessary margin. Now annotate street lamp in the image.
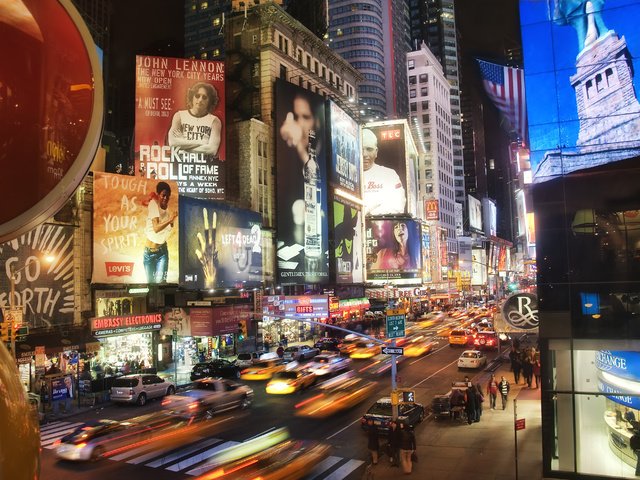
[6,253,55,361]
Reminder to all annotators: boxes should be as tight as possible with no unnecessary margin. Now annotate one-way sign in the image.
[381,346,404,355]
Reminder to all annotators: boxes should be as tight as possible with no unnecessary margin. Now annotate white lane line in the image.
[124,444,179,464]
[179,441,239,474]
[326,417,362,440]
[307,456,343,479]
[411,358,459,388]
[323,459,365,480]
[145,437,224,468]
[409,343,450,365]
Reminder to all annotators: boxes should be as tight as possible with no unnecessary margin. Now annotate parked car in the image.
[235,352,263,369]
[190,359,241,381]
[110,374,175,406]
[449,329,473,347]
[266,369,317,394]
[283,345,320,362]
[161,377,253,417]
[457,350,487,370]
[361,397,425,434]
[306,354,352,377]
[313,337,341,352]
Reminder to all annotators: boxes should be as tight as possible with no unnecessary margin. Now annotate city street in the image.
[39,316,513,480]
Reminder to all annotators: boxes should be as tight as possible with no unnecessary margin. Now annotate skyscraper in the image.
[328,0,411,121]
[410,0,465,207]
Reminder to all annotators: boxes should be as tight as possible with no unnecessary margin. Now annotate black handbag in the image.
[411,451,418,463]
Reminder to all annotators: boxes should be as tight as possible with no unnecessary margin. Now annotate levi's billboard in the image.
[92,172,179,284]
[134,56,225,199]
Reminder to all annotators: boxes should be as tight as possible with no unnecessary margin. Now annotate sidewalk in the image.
[366,363,546,480]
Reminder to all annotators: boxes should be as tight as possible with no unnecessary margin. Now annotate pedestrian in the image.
[450,387,465,420]
[631,428,640,476]
[474,383,484,420]
[387,420,401,467]
[366,419,380,465]
[498,375,510,410]
[522,355,534,388]
[509,347,522,384]
[487,374,499,410]
[398,422,417,474]
[533,358,541,389]
[465,384,477,424]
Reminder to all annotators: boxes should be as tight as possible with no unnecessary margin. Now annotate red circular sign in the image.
[0,0,103,241]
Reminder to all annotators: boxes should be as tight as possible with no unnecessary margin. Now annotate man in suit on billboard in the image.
[362,129,405,216]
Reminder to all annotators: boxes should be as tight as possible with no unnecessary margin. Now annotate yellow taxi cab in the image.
[403,336,436,357]
[448,329,472,347]
[294,374,376,418]
[240,360,286,381]
[266,369,316,394]
[349,341,379,359]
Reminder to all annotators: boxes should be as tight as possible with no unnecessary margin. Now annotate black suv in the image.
[190,359,241,381]
[314,337,341,352]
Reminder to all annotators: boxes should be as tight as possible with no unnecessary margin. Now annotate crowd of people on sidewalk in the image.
[508,342,541,389]
[367,419,418,475]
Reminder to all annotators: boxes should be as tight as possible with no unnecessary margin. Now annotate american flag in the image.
[477,59,528,146]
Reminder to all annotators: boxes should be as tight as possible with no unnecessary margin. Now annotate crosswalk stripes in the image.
[40,421,366,479]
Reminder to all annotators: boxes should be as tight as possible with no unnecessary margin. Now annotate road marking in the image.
[411,358,459,388]
[145,437,225,468]
[409,342,450,365]
[323,459,365,480]
[181,441,239,474]
[307,456,343,479]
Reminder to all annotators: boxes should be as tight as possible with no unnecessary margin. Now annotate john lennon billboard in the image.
[520,0,640,182]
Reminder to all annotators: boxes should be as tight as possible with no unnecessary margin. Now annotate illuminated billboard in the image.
[93,172,180,284]
[0,224,75,327]
[422,227,432,283]
[179,197,262,289]
[365,218,421,284]
[482,198,497,237]
[328,102,361,197]
[520,0,640,182]
[471,248,487,286]
[332,199,364,284]
[361,122,409,216]
[275,79,329,284]
[468,195,483,232]
[134,55,225,199]
[283,295,329,319]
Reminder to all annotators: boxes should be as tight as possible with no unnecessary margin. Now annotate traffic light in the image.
[0,321,11,343]
[237,320,247,341]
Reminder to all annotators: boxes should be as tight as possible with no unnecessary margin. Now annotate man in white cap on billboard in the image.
[362,128,406,215]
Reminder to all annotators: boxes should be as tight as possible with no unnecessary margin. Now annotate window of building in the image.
[322,66,326,79]
[422,114,429,123]
[408,59,415,70]
[329,72,334,85]
[409,75,417,85]
[280,64,287,79]
[419,73,428,83]
[200,52,208,59]
[212,16,221,26]
[213,48,220,57]
[410,89,416,98]
[422,101,429,110]
[420,86,428,96]
[200,1,208,9]
[410,102,417,112]
[306,54,311,68]
[314,60,319,73]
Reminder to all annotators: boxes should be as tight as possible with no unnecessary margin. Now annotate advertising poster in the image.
[482,198,497,237]
[93,172,180,284]
[468,195,483,232]
[421,227,432,283]
[51,375,74,402]
[275,79,329,284]
[134,55,225,199]
[425,199,439,221]
[332,199,364,284]
[328,102,361,197]
[365,218,421,284]
[521,0,640,182]
[405,128,419,218]
[361,123,408,216]
[179,197,262,289]
[0,224,75,328]
[471,248,487,286]
[161,306,250,337]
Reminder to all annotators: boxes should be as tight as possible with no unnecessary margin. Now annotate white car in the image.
[283,345,320,362]
[457,350,487,370]
[307,354,352,376]
[235,352,263,369]
[161,378,253,417]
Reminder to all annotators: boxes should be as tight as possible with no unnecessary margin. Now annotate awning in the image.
[15,328,100,360]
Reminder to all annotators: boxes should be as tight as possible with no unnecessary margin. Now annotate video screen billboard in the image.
[520,0,640,182]
[482,198,497,237]
[275,79,329,284]
[365,218,421,284]
[134,55,225,199]
[0,224,75,327]
[332,198,364,284]
[328,102,361,197]
[468,195,483,232]
[179,197,262,289]
[362,123,408,216]
[93,172,180,284]
[421,227,432,283]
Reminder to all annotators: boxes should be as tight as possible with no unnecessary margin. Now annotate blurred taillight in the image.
[75,443,87,449]
[129,389,135,395]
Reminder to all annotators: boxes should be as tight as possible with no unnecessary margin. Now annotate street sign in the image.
[386,311,406,339]
[515,418,526,431]
[381,346,404,355]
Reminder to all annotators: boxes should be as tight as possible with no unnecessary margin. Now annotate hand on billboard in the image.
[195,208,218,289]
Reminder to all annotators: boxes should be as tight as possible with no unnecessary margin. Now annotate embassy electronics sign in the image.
[91,313,162,337]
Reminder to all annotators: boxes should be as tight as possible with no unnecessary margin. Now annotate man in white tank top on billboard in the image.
[168,82,222,158]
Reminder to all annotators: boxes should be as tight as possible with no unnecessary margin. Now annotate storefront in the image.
[260,295,325,346]
[90,313,162,376]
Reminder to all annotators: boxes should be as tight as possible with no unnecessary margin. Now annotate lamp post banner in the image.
[501,292,539,330]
